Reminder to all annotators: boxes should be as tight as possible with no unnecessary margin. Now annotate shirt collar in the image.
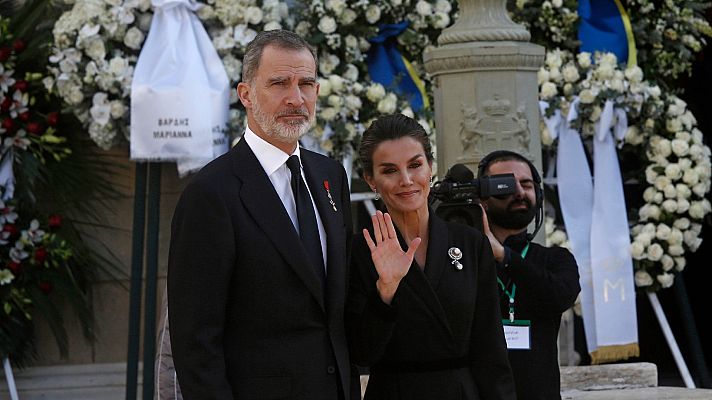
[243,125,301,176]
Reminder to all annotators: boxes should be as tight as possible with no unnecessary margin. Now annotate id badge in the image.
[502,319,531,350]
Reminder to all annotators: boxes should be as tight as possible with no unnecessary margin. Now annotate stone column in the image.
[423,0,544,177]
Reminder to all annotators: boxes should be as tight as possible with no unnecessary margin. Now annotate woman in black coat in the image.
[346,114,516,400]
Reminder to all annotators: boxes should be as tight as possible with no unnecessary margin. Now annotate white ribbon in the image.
[540,98,639,361]
[590,100,638,352]
[130,0,230,176]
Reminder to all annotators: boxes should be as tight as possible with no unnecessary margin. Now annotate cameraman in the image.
[478,150,580,400]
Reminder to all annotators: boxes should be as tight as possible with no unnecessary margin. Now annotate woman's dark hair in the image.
[359,114,434,177]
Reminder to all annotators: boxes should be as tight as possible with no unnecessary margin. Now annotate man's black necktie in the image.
[286,155,325,286]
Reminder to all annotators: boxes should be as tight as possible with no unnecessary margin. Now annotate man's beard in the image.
[251,95,314,143]
[486,197,537,231]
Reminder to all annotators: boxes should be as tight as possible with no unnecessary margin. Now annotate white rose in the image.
[319,54,340,75]
[377,93,397,114]
[85,39,106,61]
[359,37,371,52]
[600,52,618,66]
[692,183,708,197]
[344,95,362,111]
[654,175,671,191]
[108,56,128,77]
[675,183,692,199]
[340,9,357,25]
[537,68,550,85]
[677,199,690,214]
[675,130,691,142]
[647,243,664,261]
[596,64,614,80]
[664,165,683,182]
[545,51,563,68]
[631,241,646,259]
[540,82,557,99]
[263,21,282,31]
[548,67,561,82]
[675,257,686,271]
[683,169,700,186]
[435,0,452,13]
[609,78,624,92]
[344,35,359,51]
[640,204,661,220]
[657,273,674,289]
[562,65,580,83]
[415,0,433,15]
[318,78,332,97]
[625,126,643,145]
[317,16,337,34]
[432,12,450,29]
[668,245,684,256]
[245,6,263,24]
[624,65,643,83]
[90,102,111,126]
[673,217,690,230]
[645,165,658,184]
[689,202,705,219]
[648,85,662,98]
[661,255,675,271]
[579,89,596,104]
[325,0,346,13]
[365,5,381,23]
[552,0,562,7]
[636,232,653,247]
[123,27,144,50]
[655,139,672,157]
[662,199,678,213]
[635,270,654,287]
[295,21,311,37]
[328,75,345,92]
[109,100,125,119]
[343,64,359,82]
[327,94,342,108]
[656,224,671,240]
[666,118,682,133]
[671,139,690,156]
[643,223,657,234]
[643,187,657,203]
[577,52,592,68]
[668,228,684,246]
[320,107,339,121]
[366,83,386,102]
[663,184,677,199]
[401,107,414,119]
[683,230,702,251]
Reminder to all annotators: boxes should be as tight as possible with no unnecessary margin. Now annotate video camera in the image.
[430,164,517,231]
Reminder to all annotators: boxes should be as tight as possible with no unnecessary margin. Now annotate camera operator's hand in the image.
[363,211,421,305]
[480,204,505,262]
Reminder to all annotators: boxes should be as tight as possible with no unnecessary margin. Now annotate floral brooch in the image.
[448,247,463,270]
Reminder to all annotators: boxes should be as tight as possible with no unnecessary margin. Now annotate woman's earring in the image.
[373,188,380,201]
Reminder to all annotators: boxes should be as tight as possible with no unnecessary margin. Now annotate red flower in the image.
[35,247,48,266]
[48,214,62,229]
[3,224,19,239]
[14,80,28,92]
[0,97,11,112]
[27,121,44,135]
[46,112,59,127]
[18,111,31,122]
[323,180,330,191]
[12,39,26,53]
[7,261,21,274]
[1,118,15,133]
[38,281,53,294]
[0,47,11,62]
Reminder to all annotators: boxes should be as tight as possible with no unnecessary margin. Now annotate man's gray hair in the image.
[241,30,318,84]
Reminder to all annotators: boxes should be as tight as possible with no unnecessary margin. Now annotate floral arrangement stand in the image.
[646,291,695,388]
[2,357,19,400]
[125,162,162,400]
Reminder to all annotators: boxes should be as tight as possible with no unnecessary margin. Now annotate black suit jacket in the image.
[168,138,354,400]
[346,213,516,400]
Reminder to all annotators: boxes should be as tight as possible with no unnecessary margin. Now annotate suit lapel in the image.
[231,140,325,310]
[301,152,346,314]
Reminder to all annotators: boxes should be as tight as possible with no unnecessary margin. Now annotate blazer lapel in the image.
[230,140,325,310]
[301,153,346,314]
[398,215,454,340]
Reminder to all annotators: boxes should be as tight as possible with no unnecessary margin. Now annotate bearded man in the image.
[168,30,356,400]
[478,150,580,400]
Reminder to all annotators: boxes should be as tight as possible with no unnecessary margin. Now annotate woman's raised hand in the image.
[363,211,421,304]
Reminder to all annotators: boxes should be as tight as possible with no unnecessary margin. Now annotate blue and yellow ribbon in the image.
[578,0,637,66]
[367,21,430,112]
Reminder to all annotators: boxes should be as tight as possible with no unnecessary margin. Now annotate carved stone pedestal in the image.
[423,40,544,174]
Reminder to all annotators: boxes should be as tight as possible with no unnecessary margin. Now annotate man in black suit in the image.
[168,30,354,400]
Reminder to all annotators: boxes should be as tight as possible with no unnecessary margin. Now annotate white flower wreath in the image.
[539,49,712,291]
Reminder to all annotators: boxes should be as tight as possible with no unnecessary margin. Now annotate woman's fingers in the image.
[371,213,382,243]
[363,228,376,252]
[384,213,397,240]
[405,237,422,259]
[376,211,389,240]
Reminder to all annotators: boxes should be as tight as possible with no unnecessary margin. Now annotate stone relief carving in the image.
[458,94,531,163]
